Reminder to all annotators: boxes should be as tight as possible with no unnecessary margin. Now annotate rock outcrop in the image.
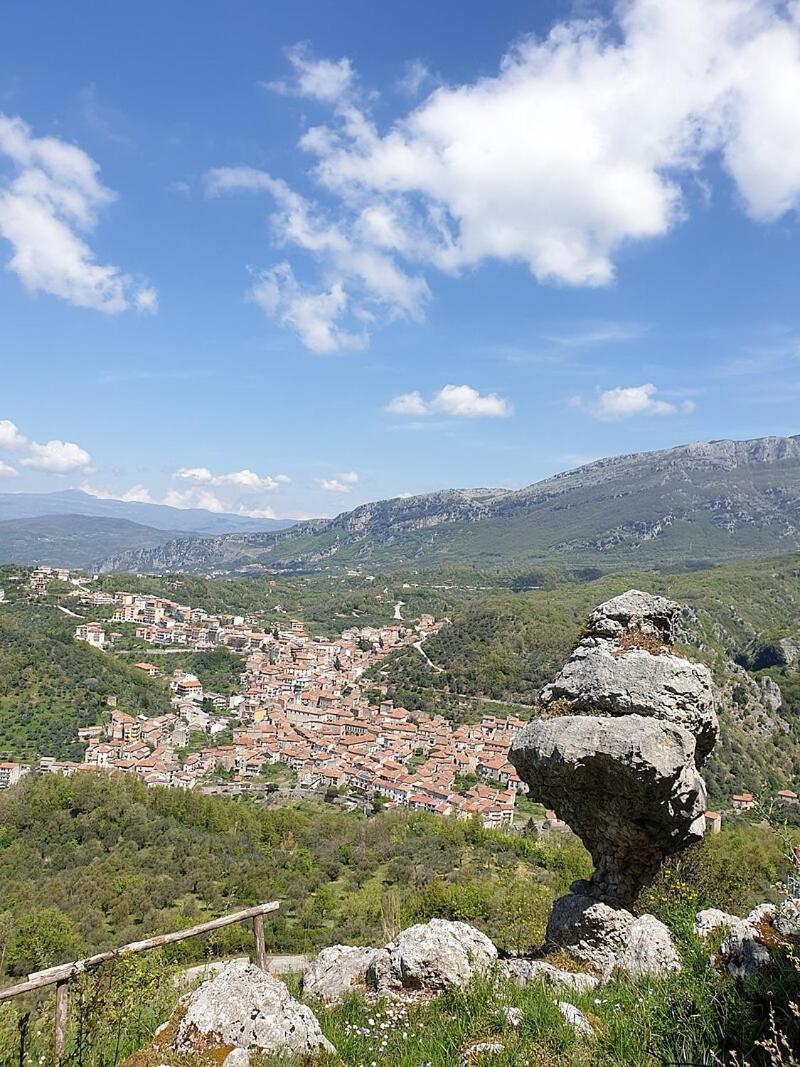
[367,918,497,995]
[301,945,380,1004]
[510,591,718,970]
[170,961,334,1059]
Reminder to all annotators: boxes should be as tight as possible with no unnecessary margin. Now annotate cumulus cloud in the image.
[163,488,225,512]
[214,2,800,350]
[589,384,695,420]
[0,419,26,450]
[21,439,92,473]
[0,461,17,476]
[173,466,290,491]
[317,470,359,493]
[266,44,355,103]
[387,384,511,418]
[0,114,156,312]
[83,482,153,502]
[0,418,91,473]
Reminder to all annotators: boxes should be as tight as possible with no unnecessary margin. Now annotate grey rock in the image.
[619,914,681,978]
[499,958,599,994]
[760,676,783,712]
[545,895,679,978]
[510,715,707,906]
[774,898,800,937]
[173,960,334,1057]
[586,590,682,641]
[367,919,497,994]
[540,642,718,762]
[462,1041,505,1061]
[302,945,380,1004]
[501,1006,523,1027]
[222,1051,251,1067]
[694,908,739,938]
[557,1001,595,1038]
[720,920,771,978]
[745,903,776,927]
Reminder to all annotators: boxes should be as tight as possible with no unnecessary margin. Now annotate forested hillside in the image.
[0,773,788,977]
[0,605,171,759]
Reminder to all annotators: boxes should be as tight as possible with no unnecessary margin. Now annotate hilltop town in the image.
[18,566,524,829]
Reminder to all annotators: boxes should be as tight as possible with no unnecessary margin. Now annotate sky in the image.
[1,0,800,521]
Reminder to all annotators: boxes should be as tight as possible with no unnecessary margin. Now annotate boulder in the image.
[557,1001,595,1038]
[694,908,739,938]
[539,642,718,762]
[745,903,776,927]
[546,894,679,978]
[773,898,800,938]
[586,590,681,641]
[222,1051,251,1067]
[510,715,707,906]
[498,958,599,994]
[301,945,380,1004]
[172,960,334,1058]
[619,915,681,978]
[367,919,497,994]
[720,920,770,978]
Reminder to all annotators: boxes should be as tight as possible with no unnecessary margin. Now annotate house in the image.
[776,789,799,805]
[731,792,755,811]
[705,811,722,833]
[74,623,106,648]
[0,762,22,789]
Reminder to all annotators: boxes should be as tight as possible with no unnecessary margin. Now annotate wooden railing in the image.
[0,900,280,1060]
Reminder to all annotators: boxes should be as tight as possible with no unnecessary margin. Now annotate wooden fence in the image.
[0,899,280,1061]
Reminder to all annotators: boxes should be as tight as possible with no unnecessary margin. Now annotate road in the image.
[114,648,190,655]
[393,600,405,620]
[57,605,84,619]
[412,637,445,673]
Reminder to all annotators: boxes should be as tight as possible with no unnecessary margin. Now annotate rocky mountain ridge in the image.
[101,434,800,574]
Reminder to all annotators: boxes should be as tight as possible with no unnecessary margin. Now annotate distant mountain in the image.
[0,514,198,569]
[0,489,296,535]
[101,435,800,575]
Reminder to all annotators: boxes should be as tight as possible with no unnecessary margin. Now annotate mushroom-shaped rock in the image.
[510,715,707,906]
[172,961,334,1058]
[539,644,718,762]
[302,945,380,1004]
[367,919,497,994]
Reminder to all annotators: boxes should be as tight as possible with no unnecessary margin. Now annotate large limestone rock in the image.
[301,945,380,1004]
[545,895,679,978]
[367,918,497,994]
[510,715,706,906]
[172,960,334,1058]
[509,590,717,969]
[694,908,739,938]
[539,643,717,761]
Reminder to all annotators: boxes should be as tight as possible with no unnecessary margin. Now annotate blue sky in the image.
[1,0,800,520]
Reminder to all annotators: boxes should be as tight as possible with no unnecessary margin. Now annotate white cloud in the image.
[589,384,694,420]
[163,488,225,512]
[387,384,511,418]
[397,60,431,97]
[21,438,91,472]
[173,466,290,491]
[267,44,355,103]
[317,470,359,493]
[223,3,800,349]
[119,484,152,502]
[0,114,156,312]
[0,419,26,450]
[0,460,17,476]
[386,391,428,416]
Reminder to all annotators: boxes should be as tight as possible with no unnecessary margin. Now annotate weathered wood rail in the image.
[0,899,280,1060]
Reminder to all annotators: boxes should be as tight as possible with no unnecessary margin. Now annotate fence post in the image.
[252,913,267,971]
[54,979,69,1061]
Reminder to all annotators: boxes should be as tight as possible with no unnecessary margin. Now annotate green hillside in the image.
[0,514,192,568]
[0,604,171,759]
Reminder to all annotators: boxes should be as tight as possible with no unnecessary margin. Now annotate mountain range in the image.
[0,490,296,569]
[100,434,800,575]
